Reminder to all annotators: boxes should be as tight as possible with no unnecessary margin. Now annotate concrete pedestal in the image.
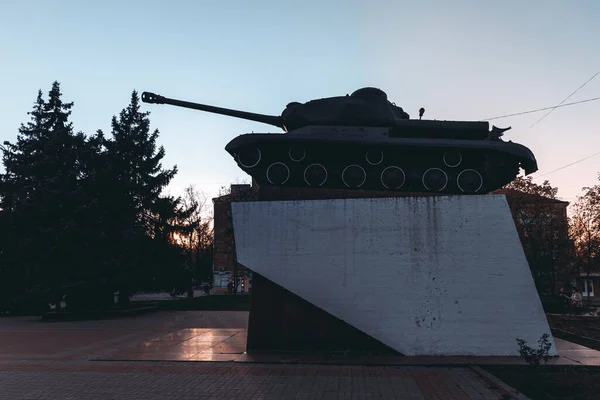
[245,272,400,354]
[233,195,557,356]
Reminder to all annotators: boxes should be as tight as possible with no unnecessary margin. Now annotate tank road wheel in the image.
[304,164,327,187]
[422,168,448,191]
[342,164,367,188]
[443,151,462,168]
[237,147,261,168]
[288,146,306,162]
[266,162,290,185]
[366,149,384,166]
[457,169,483,193]
[381,166,406,190]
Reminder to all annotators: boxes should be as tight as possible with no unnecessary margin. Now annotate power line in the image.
[497,74,600,178]
[529,72,599,129]
[536,150,600,177]
[482,96,600,121]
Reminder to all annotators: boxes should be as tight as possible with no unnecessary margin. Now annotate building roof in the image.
[212,184,255,203]
[493,188,569,206]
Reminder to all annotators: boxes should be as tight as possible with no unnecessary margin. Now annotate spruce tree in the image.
[103,90,178,303]
[2,82,88,308]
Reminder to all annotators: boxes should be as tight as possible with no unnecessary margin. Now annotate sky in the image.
[1,0,599,204]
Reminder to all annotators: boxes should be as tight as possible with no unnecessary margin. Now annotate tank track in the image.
[229,140,521,194]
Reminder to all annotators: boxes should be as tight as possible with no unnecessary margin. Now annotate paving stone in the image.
[0,310,527,399]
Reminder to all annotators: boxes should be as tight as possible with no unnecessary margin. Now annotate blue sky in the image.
[1,0,599,203]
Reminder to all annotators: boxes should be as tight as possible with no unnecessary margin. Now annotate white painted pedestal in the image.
[232,195,557,356]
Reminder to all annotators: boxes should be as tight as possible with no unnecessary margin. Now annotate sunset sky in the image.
[1,0,599,204]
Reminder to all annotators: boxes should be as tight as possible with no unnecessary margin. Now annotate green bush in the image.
[516,333,553,365]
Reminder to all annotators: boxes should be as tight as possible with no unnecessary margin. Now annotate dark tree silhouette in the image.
[0,83,193,314]
[178,185,214,285]
[496,176,570,295]
[570,176,600,300]
[99,90,178,304]
[0,82,92,311]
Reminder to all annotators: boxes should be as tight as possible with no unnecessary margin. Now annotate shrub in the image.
[516,333,553,365]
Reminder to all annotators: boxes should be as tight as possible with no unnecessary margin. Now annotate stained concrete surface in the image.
[232,195,555,356]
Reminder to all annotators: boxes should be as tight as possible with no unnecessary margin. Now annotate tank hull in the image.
[224,126,537,195]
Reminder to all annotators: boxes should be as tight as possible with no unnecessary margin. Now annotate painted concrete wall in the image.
[232,195,557,356]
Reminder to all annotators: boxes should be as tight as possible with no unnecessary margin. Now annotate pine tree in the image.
[1,82,89,308]
[1,86,186,311]
[149,196,193,294]
[102,90,178,303]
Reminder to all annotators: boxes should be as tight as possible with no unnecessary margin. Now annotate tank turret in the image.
[142,88,538,195]
[142,88,409,131]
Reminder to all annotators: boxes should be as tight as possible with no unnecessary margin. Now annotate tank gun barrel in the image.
[141,92,285,129]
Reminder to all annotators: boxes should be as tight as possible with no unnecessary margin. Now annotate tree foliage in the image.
[502,175,558,199]
[177,185,214,285]
[569,175,600,297]
[497,176,569,294]
[0,82,212,314]
[0,83,92,310]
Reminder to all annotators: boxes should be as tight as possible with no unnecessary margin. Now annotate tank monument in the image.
[142,87,556,357]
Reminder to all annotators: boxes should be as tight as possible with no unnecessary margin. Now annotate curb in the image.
[469,365,531,400]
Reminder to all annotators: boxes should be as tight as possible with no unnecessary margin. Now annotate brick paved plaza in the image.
[0,311,526,399]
